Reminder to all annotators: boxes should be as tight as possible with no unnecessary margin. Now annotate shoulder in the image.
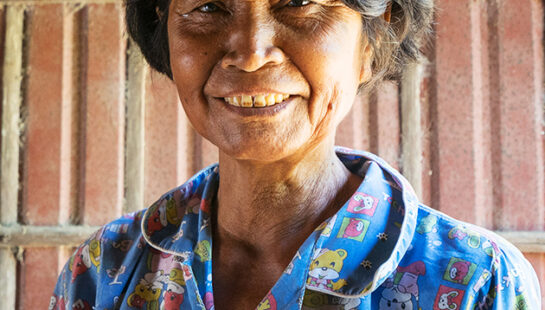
[51,165,217,310]
[407,204,541,308]
[51,209,149,309]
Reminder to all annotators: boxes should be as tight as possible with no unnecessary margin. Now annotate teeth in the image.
[254,95,266,107]
[266,94,276,106]
[223,93,291,108]
[241,95,253,107]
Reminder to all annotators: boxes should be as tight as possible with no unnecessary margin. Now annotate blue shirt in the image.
[51,147,541,310]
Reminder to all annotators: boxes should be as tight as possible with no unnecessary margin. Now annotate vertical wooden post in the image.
[401,62,423,198]
[125,40,146,213]
[0,5,24,310]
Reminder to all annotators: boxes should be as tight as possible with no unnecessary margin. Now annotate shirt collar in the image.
[141,147,419,298]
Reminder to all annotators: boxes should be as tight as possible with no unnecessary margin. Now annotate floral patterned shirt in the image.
[51,147,541,310]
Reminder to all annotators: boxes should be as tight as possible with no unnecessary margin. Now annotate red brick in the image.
[336,92,371,151]
[19,248,62,310]
[80,4,125,225]
[524,253,545,301]
[432,0,488,224]
[493,0,544,230]
[372,81,400,169]
[22,5,67,225]
[144,71,187,206]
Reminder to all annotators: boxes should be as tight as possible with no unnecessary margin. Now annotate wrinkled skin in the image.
[167,0,376,307]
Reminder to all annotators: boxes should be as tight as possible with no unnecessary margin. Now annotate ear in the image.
[358,42,373,84]
[383,1,392,23]
[156,6,164,20]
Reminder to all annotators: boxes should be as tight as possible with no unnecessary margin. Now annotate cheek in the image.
[287,22,363,125]
[169,37,215,101]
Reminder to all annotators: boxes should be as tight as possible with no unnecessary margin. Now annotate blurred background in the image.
[0,0,543,308]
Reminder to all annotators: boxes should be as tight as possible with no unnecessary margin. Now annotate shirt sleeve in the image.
[50,233,102,310]
[471,237,541,309]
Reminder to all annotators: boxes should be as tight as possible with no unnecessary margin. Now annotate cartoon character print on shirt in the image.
[482,240,501,271]
[448,225,480,248]
[160,282,185,310]
[72,299,92,310]
[69,239,101,282]
[433,285,464,310]
[147,196,183,236]
[337,217,370,242]
[257,292,277,310]
[147,207,168,235]
[307,249,348,292]
[49,295,66,310]
[443,257,477,285]
[127,271,167,310]
[514,294,529,310]
[302,290,361,310]
[380,261,426,310]
[195,240,211,262]
[315,214,337,237]
[416,214,437,234]
[347,192,379,216]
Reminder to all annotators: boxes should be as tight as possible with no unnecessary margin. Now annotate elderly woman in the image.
[52,0,540,309]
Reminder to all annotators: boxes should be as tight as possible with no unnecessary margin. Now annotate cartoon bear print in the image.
[307,249,348,292]
[127,272,167,310]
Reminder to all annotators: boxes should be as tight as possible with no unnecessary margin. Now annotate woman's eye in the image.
[287,0,311,7]
[198,2,220,12]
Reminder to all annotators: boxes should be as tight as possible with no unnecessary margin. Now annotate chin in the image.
[219,141,294,163]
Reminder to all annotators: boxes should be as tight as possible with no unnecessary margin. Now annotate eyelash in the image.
[194,0,313,14]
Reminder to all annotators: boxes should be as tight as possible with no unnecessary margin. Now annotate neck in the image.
[214,137,362,261]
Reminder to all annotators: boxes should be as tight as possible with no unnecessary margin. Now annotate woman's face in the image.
[168,0,372,161]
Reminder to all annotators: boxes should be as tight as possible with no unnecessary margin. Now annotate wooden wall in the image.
[0,0,543,308]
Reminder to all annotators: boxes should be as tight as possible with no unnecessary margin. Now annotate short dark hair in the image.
[125,0,433,89]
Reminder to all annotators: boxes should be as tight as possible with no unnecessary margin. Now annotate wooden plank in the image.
[125,41,146,213]
[400,63,423,197]
[0,6,24,310]
[0,225,100,247]
[0,5,24,225]
[0,249,16,310]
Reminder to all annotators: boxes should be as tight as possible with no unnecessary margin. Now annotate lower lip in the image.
[217,96,296,117]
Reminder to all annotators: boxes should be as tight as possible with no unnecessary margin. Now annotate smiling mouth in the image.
[223,93,290,108]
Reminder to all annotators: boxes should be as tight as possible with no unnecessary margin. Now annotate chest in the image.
[212,258,286,309]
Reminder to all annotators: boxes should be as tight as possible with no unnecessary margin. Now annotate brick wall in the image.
[0,0,543,308]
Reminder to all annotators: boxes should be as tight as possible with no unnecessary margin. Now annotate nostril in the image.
[220,46,285,72]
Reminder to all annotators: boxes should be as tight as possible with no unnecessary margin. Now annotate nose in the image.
[221,14,285,72]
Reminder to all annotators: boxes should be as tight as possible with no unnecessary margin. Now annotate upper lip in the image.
[204,69,309,99]
[213,90,294,98]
